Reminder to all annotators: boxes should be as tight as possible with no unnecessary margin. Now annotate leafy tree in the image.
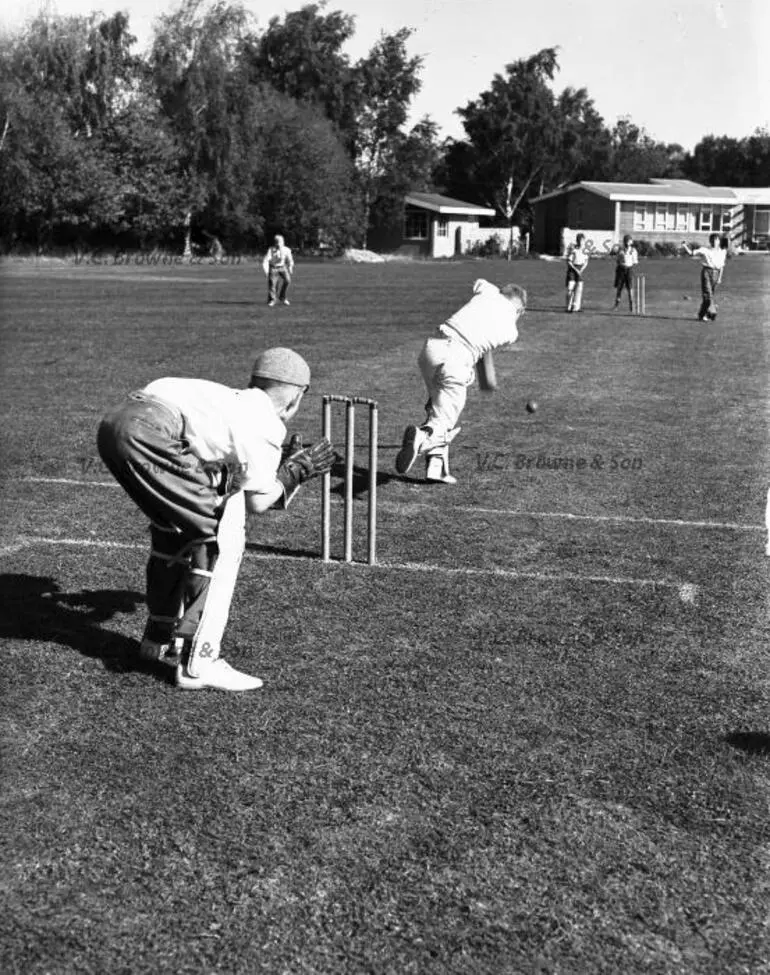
[0,84,119,251]
[446,48,564,251]
[149,0,254,252]
[105,92,186,247]
[684,129,770,186]
[249,86,361,251]
[244,2,358,137]
[0,14,139,250]
[606,117,684,183]
[9,11,141,135]
[350,28,423,245]
[367,116,442,241]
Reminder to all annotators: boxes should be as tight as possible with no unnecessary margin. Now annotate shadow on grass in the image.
[725,731,770,755]
[328,460,413,495]
[245,541,318,559]
[0,573,155,677]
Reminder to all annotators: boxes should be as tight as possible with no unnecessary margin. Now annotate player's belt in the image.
[128,390,184,426]
[439,322,475,354]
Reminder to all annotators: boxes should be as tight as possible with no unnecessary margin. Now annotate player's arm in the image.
[476,351,497,392]
[472,278,498,295]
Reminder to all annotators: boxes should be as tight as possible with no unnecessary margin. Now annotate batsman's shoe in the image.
[176,658,263,692]
[139,638,182,668]
[395,425,427,474]
[425,456,457,485]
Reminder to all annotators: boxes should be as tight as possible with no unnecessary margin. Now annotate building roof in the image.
[405,192,496,216]
[712,186,770,205]
[531,180,738,205]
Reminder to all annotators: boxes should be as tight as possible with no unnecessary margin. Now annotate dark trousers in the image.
[614,265,634,305]
[96,393,223,643]
[699,267,720,320]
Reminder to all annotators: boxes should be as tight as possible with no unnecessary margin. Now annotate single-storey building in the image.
[531,178,770,255]
[368,191,496,258]
[713,186,770,250]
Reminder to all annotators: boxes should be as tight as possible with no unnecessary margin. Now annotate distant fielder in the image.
[681,234,727,321]
[263,234,295,306]
[97,348,334,692]
[395,278,527,484]
[565,233,590,312]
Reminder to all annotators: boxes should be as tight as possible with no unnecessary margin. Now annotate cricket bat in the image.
[476,350,497,392]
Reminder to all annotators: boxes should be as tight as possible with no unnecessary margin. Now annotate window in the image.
[436,217,449,237]
[675,204,691,232]
[697,207,712,232]
[634,205,653,231]
[404,209,429,239]
[655,204,674,231]
[755,207,770,235]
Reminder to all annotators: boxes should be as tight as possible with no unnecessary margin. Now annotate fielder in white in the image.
[97,348,334,691]
[262,234,295,306]
[565,233,590,312]
[395,279,527,484]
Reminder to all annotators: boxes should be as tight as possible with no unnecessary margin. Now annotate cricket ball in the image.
[526,400,538,413]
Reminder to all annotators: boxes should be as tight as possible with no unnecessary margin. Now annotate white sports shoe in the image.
[176,659,264,692]
[395,425,428,474]
[426,457,457,485]
[282,298,291,306]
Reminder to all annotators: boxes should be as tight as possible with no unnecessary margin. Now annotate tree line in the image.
[1,0,768,255]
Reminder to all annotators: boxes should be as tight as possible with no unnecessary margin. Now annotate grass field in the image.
[2,253,770,974]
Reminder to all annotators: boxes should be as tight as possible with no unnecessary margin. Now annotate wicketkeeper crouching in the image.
[96,347,334,691]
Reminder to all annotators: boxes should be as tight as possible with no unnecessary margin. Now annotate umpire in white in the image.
[97,348,334,691]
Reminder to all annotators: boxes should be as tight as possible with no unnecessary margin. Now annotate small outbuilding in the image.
[368,191,497,258]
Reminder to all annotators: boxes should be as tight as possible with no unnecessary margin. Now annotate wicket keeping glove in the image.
[281,433,304,461]
[276,437,336,495]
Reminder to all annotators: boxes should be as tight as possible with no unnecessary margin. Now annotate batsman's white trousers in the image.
[418,335,476,441]
[192,490,246,658]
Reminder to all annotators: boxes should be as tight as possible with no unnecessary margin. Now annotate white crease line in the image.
[4,535,696,601]
[21,478,764,534]
[25,477,121,487]
[386,501,764,534]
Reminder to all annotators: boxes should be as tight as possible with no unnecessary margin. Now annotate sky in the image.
[2,0,769,151]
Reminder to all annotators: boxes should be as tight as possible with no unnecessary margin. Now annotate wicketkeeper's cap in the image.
[251,347,310,388]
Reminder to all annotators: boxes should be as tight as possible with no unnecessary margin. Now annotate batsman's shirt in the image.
[617,246,639,268]
[142,378,285,494]
[440,279,519,359]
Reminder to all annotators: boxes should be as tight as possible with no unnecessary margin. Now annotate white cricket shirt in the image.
[440,279,520,359]
[694,246,727,271]
[142,378,285,494]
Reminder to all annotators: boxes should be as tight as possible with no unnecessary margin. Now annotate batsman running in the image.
[395,279,527,484]
[97,348,334,691]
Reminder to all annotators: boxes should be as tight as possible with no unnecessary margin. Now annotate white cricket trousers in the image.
[418,334,476,441]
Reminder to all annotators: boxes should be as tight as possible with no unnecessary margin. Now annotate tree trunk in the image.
[183,210,192,260]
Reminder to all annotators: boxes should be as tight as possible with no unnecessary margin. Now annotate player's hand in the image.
[276,437,336,493]
[282,433,303,460]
